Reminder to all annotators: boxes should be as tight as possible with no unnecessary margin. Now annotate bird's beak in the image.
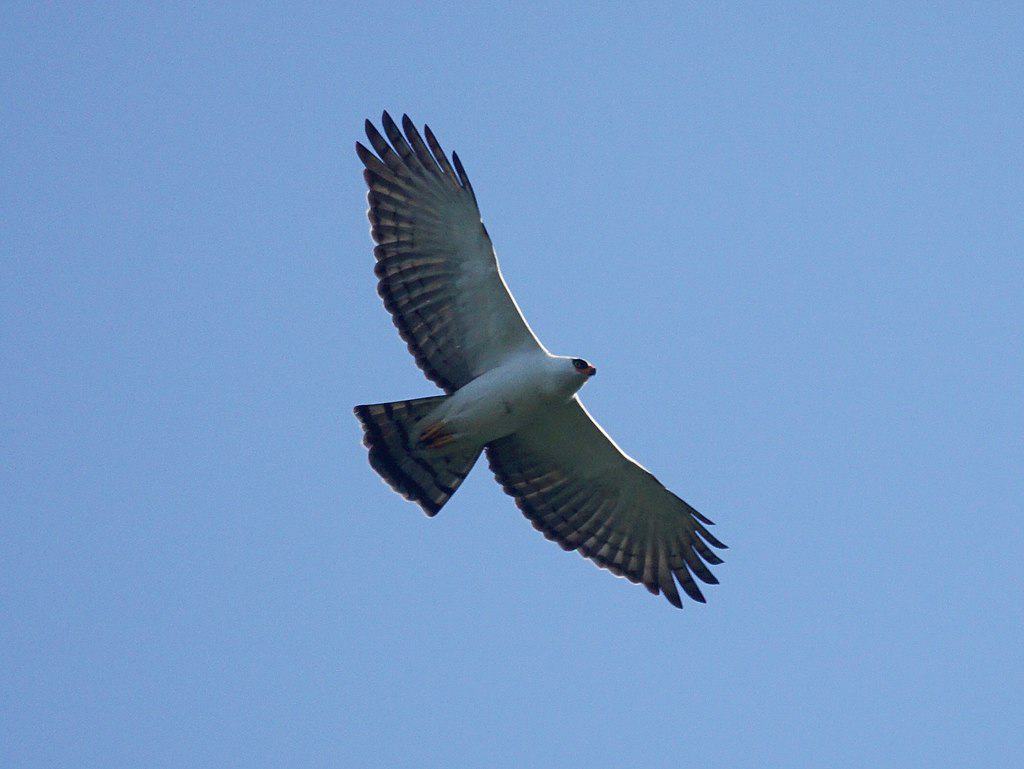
[584,365,597,377]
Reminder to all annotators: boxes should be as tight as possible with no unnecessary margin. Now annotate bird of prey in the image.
[353,112,726,608]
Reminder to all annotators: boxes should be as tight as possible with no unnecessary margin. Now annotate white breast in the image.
[434,352,563,444]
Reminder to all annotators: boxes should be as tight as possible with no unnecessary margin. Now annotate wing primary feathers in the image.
[485,399,725,609]
[692,520,728,550]
[657,550,684,609]
[357,113,544,391]
[381,111,426,179]
[423,124,459,183]
[681,541,720,584]
[355,142,408,186]
[364,119,410,177]
[673,562,708,603]
[691,536,725,565]
[401,114,444,177]
[363,120,393,163]
[642,537,658,595]
[689,507,716,526]
[451,151,478,205]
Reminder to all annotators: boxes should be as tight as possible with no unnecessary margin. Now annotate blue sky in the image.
[3,3,1022,767]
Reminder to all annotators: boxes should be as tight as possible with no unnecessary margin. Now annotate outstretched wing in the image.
[356,112,544,393]
[486,398,727,608]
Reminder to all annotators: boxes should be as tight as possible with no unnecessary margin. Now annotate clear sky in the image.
[3,3,1022,768]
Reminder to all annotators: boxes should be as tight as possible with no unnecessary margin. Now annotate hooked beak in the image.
[584,365,597,377]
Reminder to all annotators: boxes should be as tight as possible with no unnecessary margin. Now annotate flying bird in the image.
[353,112,726,608]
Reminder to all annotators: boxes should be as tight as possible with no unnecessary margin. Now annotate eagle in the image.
[353,113,726,608]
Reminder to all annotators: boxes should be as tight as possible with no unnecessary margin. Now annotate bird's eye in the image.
[572,358,588,370]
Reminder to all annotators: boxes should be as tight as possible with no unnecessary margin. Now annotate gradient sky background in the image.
[3,4,1022,768]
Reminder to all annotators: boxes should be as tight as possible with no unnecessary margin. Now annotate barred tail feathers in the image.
[353,396,480,515]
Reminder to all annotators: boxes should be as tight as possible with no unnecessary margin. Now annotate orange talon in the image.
[419,421,455,449]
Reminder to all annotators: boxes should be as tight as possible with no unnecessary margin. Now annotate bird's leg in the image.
[419,421,456,449]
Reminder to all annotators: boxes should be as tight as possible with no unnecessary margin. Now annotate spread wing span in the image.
[486,398,727,608]
[356,112,544,392]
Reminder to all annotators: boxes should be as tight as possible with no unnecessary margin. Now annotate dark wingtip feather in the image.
[679,576,708,604]
[692,509,716,526]
[673,562,708,603]
[681,582,707,603]
[654,552,685,608]
[703,532,728,549]
[401,114,416,136]
[452,151,466,181]
[423,123,458,181]
[694,522,728,549]
[364,119,392,160]
[699,548,725,566]
[451,151,477,204]
[381,111,401,143]
[355,141,376,165]
[693,562,720,585]
[400,113,443,177]
[681,545,720,585]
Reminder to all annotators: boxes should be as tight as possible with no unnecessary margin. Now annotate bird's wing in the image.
[356,112,545,393]
[486,397,726,608]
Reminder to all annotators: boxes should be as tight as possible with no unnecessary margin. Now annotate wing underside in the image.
[487,398,726,608]
[357,112,543,392]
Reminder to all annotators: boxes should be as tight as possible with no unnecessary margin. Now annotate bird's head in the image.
[546,355,597,400]
[570,357,597,379]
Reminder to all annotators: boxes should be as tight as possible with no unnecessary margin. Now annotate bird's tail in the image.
[353,395,480,516]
